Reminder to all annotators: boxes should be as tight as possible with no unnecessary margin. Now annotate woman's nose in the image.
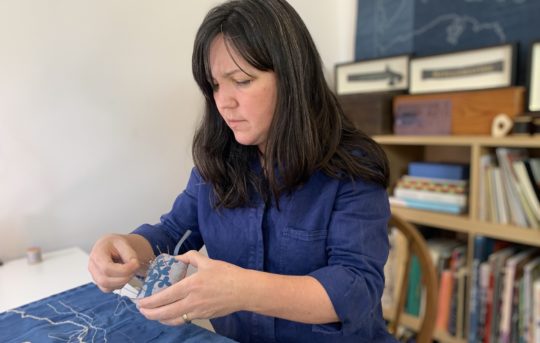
[214,86,238,110]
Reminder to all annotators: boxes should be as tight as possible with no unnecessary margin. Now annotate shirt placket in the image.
[250,200,276,342]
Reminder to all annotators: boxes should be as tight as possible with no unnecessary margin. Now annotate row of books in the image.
[389,162,470,215]
[469,237,540,343]
[385,233,540,342]
[478,149,540,229]
[383,231,469,339]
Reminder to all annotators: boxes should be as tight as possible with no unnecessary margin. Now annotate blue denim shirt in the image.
[133,167,395,343]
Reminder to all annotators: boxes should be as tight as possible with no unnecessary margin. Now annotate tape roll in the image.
[511,115,532,136]
[491,113,513,137]
[27,246,42,264]
[533,118,540,135]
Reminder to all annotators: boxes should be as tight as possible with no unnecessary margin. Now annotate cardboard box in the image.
[338,90,405,135]
[393,87,526,135]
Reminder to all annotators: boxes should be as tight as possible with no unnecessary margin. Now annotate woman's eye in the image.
[235,79,252,86]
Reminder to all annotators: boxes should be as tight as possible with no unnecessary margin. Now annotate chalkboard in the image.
[355,0,540,85]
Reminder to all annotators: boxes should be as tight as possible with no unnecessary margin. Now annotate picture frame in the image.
[409,44,516,94]
[529,40,540,112]
[335,54,409,95]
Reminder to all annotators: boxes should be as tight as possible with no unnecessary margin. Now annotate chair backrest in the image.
[386,213,438,343]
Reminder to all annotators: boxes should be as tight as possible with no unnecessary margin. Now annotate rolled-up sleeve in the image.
[309,178,390,335]
[132,168,205,256]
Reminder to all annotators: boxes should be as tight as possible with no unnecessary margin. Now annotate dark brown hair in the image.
[192,0,388,208]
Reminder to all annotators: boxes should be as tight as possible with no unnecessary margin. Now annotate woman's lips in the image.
[227,119,245,128]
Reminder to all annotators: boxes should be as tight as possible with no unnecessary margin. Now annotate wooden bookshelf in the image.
[374,135,540,238]
[375,135,540,343]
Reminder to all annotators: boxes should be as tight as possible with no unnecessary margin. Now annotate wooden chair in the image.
[386,213,438,343]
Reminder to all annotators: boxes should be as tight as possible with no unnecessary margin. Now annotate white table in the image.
[0,247,93,312]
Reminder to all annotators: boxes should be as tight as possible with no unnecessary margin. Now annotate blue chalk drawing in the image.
[355,0,540,84]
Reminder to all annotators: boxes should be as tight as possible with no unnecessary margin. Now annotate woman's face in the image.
[209,34,278,152]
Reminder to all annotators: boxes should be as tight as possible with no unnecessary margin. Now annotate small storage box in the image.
[393,87,525,135]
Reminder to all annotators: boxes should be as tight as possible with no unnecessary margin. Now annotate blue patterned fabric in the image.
[0,282,236,343]
[137,254,188,298]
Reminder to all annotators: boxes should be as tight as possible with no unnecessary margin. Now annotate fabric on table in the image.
[0,282,235,343]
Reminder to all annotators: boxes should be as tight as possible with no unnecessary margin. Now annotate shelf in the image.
[392,206,540,247]
[374,135,540,147]
[383,309,466,343]
[379,135,540,342]
[391,206,472,232]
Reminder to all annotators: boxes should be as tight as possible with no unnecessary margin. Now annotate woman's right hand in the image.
[88,234,141,293]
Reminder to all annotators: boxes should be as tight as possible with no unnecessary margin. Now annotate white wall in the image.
[0,0,357,261]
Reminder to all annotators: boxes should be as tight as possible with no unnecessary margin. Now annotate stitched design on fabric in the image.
[9,301,109,342]
[137,254,188,298]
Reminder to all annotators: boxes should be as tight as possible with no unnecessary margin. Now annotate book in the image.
[487,247,516,343]
[510,250,537,343]
[408,161,470,180]
[468,236,494,343]
[397,175,468,193]
[486,165,497,223]
[521,256,540,342]
[495,148,534,228]
[513,160,540,222]
[456,267,468,339]
[524,159,540,200]
[478,154,495,222]
[389,196,465,214]
[499,249,536,343]
[405,254,422,316]
[533,280,540,343]
[394,187,468,206]
[528,158,540,188]
[491,166,509,224]
[436,270,454,331]
[478,262,491,342]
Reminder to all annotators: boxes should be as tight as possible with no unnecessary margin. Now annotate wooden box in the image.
[393,87,526,135]
[338,91,405,135]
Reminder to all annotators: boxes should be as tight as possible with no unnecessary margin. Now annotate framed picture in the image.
[409,44,515,94]
[335,55,409,95]
[529,40,540,112]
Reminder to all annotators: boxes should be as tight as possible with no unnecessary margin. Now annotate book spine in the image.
[534,281,540,343]
[405,255,422,316]
[389,196,464,214]
[408,162,470,180]
[436,270,454,331]
[394,188,467,206]
[513,161,540,222]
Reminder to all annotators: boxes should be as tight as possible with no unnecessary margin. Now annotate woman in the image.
[88,0,395,342]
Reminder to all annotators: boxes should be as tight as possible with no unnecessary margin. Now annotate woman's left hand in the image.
[137,250,248,326]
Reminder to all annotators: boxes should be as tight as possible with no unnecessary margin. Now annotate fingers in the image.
[88,234,141,292]
[138,279,189,309]
[139,300,187,322]
[159,316,190,326]
[113,238,139,264]
[176,250,205,268]
[88,258,134,292]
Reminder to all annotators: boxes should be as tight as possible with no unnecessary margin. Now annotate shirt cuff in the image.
[132,224,178,257]
[309,265,380,335]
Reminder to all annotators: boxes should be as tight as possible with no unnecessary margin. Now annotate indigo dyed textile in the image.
[0,282,235,343]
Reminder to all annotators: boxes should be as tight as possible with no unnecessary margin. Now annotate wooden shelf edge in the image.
[390,206,472,232]
[383,308,466,343]
[391,206,540,247]
[374,135,540,147]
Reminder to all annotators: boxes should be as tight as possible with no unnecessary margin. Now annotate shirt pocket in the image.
[279,227,328,275]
